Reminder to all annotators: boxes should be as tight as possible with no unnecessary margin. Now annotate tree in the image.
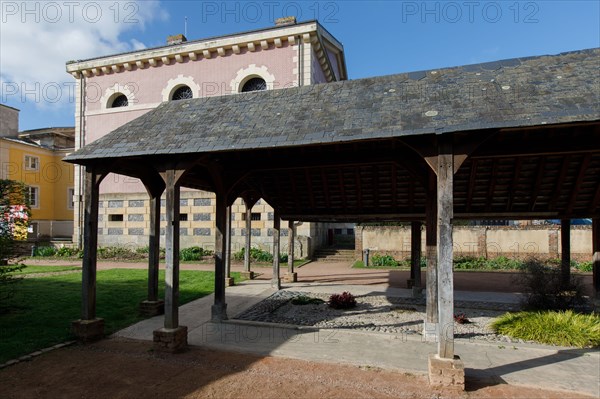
[0,180,30,310]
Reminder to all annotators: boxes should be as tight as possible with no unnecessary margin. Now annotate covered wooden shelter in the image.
[65,48,600,387]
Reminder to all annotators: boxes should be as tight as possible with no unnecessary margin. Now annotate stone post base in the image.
[225,277,235,287]
[72,318,104,343]
[153,326,188,353]
[284,272,297,283]
[271,278,281,289]
[428,354,465,390]
[211,303,228,322]
[240,271,255,280]
[139,300,164,316]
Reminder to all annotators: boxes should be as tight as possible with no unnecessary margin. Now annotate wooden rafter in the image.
[550,155,572,211]
[466,159,478,212]
[485,159,498,212]
[566,154,592,215]
[529,157,546,211]
[506,158,523,212]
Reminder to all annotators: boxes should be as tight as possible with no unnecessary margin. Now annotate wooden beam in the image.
[466,160,478,212]
[321,169,331,209]
[373,165,380,208]
[411,221,422,289]
[225,206,232,280]
[355,169,363,209]
[288,220,295,275]
[305,170,315,209]
[162,169,181,329]
[529,157,546,211]
[424,170,438,341]
[590,181,600,215]
[566,154,591,215]
[242,198,253,273]
[506,158,523,212]
[272,209,281,289]
[561,219,571,289]
[140,174,165,305]
[147,189,162,302]
[485,159,498,212]
[212,191,228,321]
[437,136,455,359]
[289,171,299,210]
[81,167,104,320]
[550,156,571,211]
[392,164,398,211]
[338,169,347,211]
[593,218,600,299]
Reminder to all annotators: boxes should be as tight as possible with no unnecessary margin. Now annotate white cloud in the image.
[0,0,168,107]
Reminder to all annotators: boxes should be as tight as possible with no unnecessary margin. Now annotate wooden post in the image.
[224,206,234,286]
[424,170,438,340]
[139,183,165,317]
[285,220,298,283]
[71,166,105,342]
[212,193,228,320]
[272,209,281,289]
[437,138,455,359]
[561,219,571,288]
[147,192,161,302]
[288,220,295,274]
[163,170,181,329]
[593,218,599,299]
[411,221,422,292]
[243,198,252,273]
[81,167,100,320]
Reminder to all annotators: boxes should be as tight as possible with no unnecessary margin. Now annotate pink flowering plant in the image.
[1,180,30,309]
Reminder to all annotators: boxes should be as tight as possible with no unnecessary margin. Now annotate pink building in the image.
[66,18,350,256]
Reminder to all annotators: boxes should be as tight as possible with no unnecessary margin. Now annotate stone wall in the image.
[96,191,318,258]
[356,225,593,261]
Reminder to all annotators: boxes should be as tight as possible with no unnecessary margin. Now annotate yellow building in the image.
[0,104,75,239]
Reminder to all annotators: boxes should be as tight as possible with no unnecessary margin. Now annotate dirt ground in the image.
[0,338,593,399]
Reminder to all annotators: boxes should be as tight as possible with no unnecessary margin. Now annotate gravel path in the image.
[235,291,527,344]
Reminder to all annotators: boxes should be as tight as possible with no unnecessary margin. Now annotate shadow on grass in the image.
[0,269,240,364]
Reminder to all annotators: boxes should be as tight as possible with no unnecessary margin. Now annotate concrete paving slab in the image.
[113,280,274,340]
[116,280,599,397]
[194,321,600,398]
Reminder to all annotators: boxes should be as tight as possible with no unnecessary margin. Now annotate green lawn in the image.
[15,265,82,275]
[0,269,239,363]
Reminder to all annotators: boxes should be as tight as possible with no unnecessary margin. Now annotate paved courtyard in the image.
[11,259,599,397]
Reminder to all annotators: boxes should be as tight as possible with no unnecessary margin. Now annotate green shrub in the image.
[329,292,357,309]
[55,247,81,257]
[97,246,144,260]
[180,246,213,261]
[232,247,286,263]
[371,254,398,267]
[575,261,593,272]
[33,246,57,257]
[491,310,600,348]
[135,246,149,254]
[517,259,586,311]
[454,256,523,270]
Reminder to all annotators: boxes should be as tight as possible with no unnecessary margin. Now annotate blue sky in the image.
[1,0,598,131]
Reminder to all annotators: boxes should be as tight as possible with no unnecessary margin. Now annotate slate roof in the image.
[65,48,600,163]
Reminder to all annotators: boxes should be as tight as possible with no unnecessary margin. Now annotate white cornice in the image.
[65,22,341,78]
